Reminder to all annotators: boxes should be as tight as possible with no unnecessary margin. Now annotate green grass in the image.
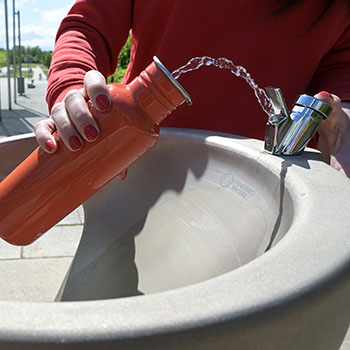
[41,67,49,76]
[0,69,33,78]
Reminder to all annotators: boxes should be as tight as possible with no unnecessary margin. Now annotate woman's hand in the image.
[35,70,111,153]
[315,91,350,177]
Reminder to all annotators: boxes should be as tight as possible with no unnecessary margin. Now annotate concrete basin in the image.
[0,128,349,349]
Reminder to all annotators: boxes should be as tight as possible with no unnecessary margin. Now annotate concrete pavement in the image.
[0,66,349,349]
[0,66,84,302]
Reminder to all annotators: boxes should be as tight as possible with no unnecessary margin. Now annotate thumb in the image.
[314,91,341,112]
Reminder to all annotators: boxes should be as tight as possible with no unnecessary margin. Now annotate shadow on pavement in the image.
[0,109,46,137]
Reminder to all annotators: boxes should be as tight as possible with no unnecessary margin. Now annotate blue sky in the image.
[0,0,75,51]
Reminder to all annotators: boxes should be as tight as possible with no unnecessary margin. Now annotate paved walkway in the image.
[0,67,84,302]
[0,67,349,349]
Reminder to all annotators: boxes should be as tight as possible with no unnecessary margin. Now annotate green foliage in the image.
[43,51,52,68]
[0,49,6,66]
[0,46,52,67]
[107,68,127,84]
[0,68,33,78]
[23,45,45,63]
[118,35,131,69]
[108,34,131,83]
[0,46,51,77]
[1,34,131,82]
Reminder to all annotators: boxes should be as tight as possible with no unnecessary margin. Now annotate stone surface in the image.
[0,239,21,260]
[342,328,350,350]
[22,224,83,259]
[0,257,72,302]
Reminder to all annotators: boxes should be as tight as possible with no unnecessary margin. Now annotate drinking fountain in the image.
[264,87,332,155]
[0,128,349,349]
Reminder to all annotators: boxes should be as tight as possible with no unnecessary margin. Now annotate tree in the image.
[0,49,7,66]
[107,34,131,83]
[0,46,52,73]
[118,34,131,69]
[43,52,52,68]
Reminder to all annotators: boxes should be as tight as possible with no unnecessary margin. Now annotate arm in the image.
[35,0,132,152]
[315,92,350,177]
[46,0,132,111]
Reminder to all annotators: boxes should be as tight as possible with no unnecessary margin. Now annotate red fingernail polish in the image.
[45,140,55,152]
[118,168,128,180]
[96,94,110,111]
[69,136,82,150]
[84,125,99,141]
[319,91,331,97]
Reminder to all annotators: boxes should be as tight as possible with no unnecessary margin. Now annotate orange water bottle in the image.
[0,57,192,245]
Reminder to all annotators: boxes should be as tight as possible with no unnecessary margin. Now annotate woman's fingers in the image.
[35,70,111,154]
[315,91,342,116]
[50,101,83,151]
[63,89,100,144]
[315,92,350,174]
[84,70,111,111]
[316,91,345,140]
[34,117,58,153]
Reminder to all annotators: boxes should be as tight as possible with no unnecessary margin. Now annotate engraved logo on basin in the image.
[220,172,256,199]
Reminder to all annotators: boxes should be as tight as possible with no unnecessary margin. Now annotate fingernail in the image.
[118,168,128,180]
[69,135,82,150]
[84,124,99,141]
[319,91,331,98]
[96,94,110,111]
[45,140,55,152]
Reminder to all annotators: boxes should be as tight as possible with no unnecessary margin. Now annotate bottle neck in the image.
[128,59,190,125]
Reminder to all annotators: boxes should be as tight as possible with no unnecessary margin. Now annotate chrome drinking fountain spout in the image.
[264,87,332,155]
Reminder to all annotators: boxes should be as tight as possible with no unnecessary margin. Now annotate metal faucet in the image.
[264,87,332,155]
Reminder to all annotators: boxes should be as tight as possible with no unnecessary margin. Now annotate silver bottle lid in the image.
[153,56,192,105]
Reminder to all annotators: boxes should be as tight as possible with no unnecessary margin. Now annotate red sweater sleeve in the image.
[306,21,350,101]
[46,0,132,112]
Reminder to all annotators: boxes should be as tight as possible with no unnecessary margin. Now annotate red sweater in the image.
[47,0,350,141]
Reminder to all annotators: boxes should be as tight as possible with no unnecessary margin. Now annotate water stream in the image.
[172,56,274,117]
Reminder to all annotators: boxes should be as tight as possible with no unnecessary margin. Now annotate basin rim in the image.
[0,128,349,343]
